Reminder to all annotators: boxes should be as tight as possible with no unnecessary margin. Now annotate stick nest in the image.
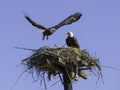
[21,46,102,83]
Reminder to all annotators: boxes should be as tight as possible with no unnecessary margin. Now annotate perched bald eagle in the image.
[24,12,82,40]
[66,32,80,48]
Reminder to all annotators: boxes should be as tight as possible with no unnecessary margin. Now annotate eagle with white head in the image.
[24,12,82,40]
[66,31,80,48]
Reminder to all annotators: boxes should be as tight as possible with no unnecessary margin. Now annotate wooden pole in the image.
[62,70,73,90]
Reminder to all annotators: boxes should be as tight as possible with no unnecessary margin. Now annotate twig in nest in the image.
[14,47,37,51]
[10,70,27,90]
[102,65,120,71]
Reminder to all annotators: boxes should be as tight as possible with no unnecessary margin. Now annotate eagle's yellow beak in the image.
[66,32,69,35]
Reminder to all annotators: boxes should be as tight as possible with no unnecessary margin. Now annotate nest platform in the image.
[21,47,102,82]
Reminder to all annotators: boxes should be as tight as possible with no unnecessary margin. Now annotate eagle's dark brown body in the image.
[66,36,80,48]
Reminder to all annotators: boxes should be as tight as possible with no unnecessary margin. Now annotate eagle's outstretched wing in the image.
[50,12,82,30]
[25,15,48,31]
[24,12,82,40]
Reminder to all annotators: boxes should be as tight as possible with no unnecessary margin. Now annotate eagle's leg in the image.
[46,35,49,40]
[42,35,45,40]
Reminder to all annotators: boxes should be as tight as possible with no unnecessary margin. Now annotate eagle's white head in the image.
[49,28,56,32]
[66,31,74,37]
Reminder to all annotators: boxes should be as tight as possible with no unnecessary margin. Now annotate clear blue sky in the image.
[0,0,120,90]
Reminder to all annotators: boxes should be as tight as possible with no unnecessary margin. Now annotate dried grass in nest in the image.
[21,46,102,84]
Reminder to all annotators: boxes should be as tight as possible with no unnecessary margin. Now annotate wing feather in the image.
[25,15,48,31]
[51,12,82,30]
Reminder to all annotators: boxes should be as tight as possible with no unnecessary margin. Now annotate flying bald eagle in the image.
[24,12,82,40]
[66,31,80,48]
